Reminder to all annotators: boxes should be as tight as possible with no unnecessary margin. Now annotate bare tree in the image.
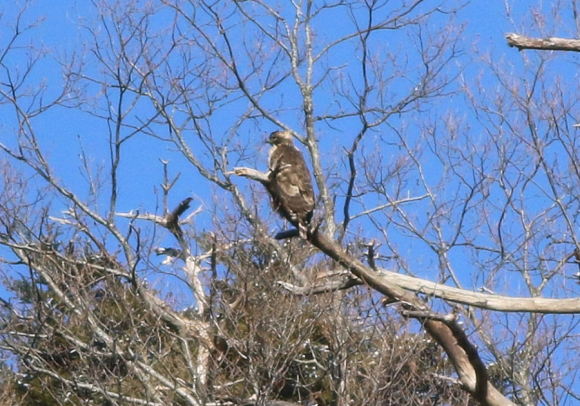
[2,1,580,405]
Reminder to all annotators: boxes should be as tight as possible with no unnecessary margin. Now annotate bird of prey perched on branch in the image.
[266,130,315,238]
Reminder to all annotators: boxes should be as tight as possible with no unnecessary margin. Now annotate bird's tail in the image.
[298,222,309,239]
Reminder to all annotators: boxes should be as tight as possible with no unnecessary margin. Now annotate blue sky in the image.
[1,1,576,284]
[2,0,578,294]
[2,0,510,209]
[2,1,580,401]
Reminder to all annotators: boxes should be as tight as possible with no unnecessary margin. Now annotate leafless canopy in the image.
[1,1,580,406]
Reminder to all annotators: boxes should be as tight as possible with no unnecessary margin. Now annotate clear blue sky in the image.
[2,0,522,213]
[1,1,574,292]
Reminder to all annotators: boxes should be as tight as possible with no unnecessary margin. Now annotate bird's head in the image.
[266,130,293,146]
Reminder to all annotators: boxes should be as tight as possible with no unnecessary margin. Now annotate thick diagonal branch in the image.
[233,167,580,313]
[234,165,509,405]
[308,230,508,406]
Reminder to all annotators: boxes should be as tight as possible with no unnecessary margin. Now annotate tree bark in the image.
[506,33,580,52]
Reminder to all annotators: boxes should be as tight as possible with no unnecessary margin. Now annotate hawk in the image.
[267,130,315,238]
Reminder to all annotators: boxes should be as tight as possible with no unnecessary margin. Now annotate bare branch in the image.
[307,229,512,405]
[277,276,363,295]
[506,33,580,52]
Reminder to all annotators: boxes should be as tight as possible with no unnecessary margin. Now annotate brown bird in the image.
[267,130,315,238]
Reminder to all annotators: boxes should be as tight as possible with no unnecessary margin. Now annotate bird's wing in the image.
[276,168,303,198]
[276,165,314,210]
